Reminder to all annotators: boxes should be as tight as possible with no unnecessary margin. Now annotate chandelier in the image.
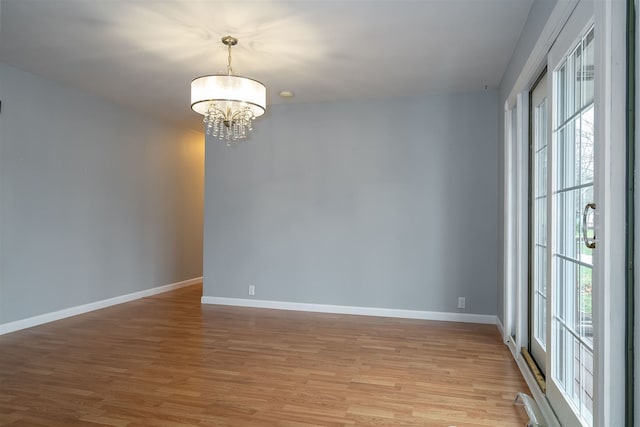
[191,36,266,144]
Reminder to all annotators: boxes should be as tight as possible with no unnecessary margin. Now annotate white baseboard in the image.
[201,296,497,324]
[0,277,202,335]
[496,317,504,336]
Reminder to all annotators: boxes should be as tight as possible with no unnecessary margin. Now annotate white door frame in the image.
[592,0,626,425]
[503,92,530,358]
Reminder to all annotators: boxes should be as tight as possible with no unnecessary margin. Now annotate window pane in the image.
[581,346,594,419]
[557,64,567,124]
[536,291,547,345]
[536,148,547,197]
[538,245,547,294]
[582,29,595,107]
[572,44,582,115]
[554,320,568,387]
[579,265,593,341]
[556,119,578,190]
[535,198,547,245]
[579,105,594,185]
[555,190,579,260]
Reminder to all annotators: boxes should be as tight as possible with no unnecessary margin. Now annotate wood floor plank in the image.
[0,284,529,426]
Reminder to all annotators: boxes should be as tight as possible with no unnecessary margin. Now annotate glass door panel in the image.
[549,16,595,426]
[530,72,548,373]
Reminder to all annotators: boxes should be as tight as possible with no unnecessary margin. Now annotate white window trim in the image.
[503,103,516,353]
[503,93,530,354]
[516,91,530,354]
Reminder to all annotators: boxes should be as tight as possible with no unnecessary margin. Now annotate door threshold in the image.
[521,347,546,393]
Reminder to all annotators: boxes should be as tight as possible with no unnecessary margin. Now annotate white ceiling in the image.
[0,0,533,132]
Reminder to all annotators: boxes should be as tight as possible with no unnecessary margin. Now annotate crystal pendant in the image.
[203,103,256,145]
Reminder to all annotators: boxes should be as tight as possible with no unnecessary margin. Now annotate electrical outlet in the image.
[248,285,255,296]
[458,297,466,309]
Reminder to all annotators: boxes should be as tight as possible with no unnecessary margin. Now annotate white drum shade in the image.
[191,74,266,117]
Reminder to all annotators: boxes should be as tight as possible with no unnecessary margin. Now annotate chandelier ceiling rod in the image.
[222,35,236,75]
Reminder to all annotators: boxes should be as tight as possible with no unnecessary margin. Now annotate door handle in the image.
[582,203,596,249]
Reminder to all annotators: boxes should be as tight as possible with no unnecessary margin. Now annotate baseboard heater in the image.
[514,392,545,426]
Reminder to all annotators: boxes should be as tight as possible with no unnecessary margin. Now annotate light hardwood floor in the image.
[0,284,529,426]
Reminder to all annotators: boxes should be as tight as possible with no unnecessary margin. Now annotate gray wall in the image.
[0,63,204,324]
[496,0,558,324]
[203,91,498,315]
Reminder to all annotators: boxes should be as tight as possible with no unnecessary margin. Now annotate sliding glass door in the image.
[547,2,595,425]
[509,0,626,424]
